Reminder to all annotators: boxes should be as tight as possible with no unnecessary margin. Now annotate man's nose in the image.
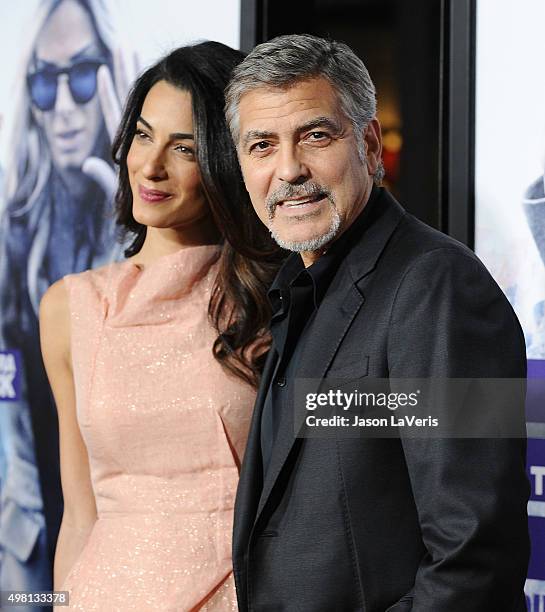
[276,144,309,184]
[55,74,77,113]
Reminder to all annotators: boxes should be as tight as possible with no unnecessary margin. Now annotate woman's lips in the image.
[56,129,83,140]
[55,129,84,153]
[138,185,173,202]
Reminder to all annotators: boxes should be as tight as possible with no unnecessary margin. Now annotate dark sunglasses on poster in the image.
[27,60,105,112]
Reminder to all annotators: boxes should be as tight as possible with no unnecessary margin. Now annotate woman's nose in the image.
[54,74,77,113]
[141,147,168,181]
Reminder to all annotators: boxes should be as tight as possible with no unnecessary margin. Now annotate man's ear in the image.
[363,117,382,176]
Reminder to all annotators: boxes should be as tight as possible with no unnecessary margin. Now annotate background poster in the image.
[474,0,545,358]
[475,0,545,605]
[0,0,240,603]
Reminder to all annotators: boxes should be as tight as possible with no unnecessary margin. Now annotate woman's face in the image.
[30,0,104,170]
[127,80,210,232]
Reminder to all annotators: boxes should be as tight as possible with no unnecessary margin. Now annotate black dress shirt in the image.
[260,186,380,476]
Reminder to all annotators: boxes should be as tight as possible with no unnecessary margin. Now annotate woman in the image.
[1,0,126,328]
[40,42,281,610]
[0,0,131,599]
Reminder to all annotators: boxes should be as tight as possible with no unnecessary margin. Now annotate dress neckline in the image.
[124,243,221,273]
[105,244,222,327]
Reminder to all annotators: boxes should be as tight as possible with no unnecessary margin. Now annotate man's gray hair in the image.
[225,33,385,183]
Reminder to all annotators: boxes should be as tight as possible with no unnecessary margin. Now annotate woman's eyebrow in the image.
[137,116,153,131]
[169,131,194,140]
[70,43,104,62]
[137,117,193,140]
[32,43,104,71]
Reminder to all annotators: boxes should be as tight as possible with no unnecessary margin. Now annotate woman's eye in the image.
[174,144,194,156]
[135,129,149,140]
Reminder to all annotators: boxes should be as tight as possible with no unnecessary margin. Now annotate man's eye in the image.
[303,131,333,147]
[250,141,270,153]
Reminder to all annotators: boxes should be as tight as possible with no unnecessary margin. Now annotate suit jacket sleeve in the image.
[387,247,530,612]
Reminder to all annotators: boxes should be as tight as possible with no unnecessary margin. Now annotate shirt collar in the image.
[267,185,381,317]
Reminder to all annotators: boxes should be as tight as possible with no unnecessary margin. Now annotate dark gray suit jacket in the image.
[233,188,529,612]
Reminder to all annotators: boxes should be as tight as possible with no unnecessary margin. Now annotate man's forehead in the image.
[239,77,337,109]
[238,77,343,134]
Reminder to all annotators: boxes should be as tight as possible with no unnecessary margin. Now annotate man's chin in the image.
[269,212,342,253]
[270,228,338,253]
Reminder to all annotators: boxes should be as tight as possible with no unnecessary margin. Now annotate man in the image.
[225,34,529,611]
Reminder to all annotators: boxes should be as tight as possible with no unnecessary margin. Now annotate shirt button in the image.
[276,376,287,387]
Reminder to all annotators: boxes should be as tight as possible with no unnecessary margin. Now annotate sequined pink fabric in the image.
[61,245,254,611]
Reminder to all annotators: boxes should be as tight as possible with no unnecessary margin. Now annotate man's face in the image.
[237,77,381,261]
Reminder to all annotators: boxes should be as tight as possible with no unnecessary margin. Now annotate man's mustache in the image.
[265,182,332,219]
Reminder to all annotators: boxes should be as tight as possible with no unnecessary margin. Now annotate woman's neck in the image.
[131,218,220,267]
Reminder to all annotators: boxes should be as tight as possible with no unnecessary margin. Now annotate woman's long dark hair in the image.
[112,41,283,387]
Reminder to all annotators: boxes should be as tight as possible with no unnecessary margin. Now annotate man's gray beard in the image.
[269,207,341,253]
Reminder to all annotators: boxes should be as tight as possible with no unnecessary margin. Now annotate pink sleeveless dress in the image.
[60,245,254,611]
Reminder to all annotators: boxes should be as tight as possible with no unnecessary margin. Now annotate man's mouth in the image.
[280,192,327,207]
[276,193,327,213]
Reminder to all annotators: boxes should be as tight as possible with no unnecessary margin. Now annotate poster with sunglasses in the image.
[474,0,545,605]
[0,0,240,604]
